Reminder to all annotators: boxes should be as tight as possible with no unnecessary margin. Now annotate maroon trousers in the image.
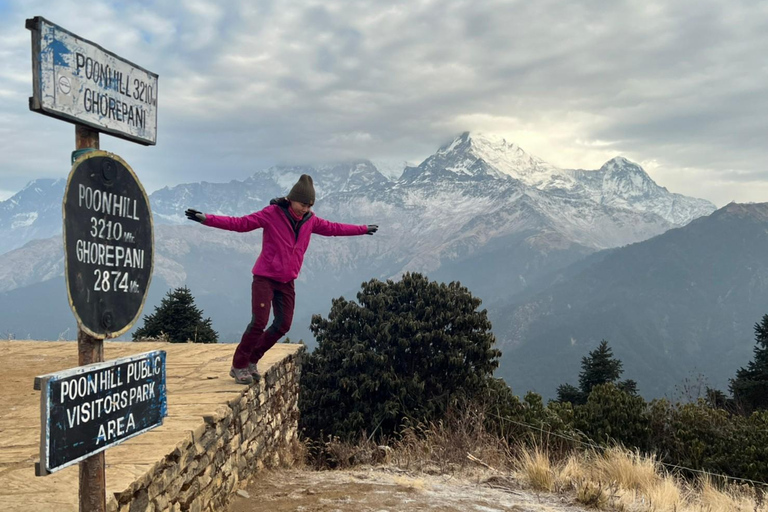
[232,275,295,369]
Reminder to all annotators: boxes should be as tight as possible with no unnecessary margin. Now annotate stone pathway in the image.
[0,340,300,512]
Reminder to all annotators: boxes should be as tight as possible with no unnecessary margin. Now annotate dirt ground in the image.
[228,467,593,512]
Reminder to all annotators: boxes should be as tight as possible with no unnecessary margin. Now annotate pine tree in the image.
[579,340,623,395]
[556,340,637,404]
[729,314,768,413]
[555,383,584,404]
[132,286,218,343]
[299,273,501,441]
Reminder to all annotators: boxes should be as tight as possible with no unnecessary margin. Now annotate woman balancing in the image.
[185,174,378,384]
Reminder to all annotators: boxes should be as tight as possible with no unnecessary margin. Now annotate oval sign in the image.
[63,151,153,338]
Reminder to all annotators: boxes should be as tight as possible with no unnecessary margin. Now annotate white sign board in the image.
[27,17,158,145]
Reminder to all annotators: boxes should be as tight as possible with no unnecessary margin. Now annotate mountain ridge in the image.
[492,201,768,399]
[0,132,715,256]
[0,133,717,342]
[0,133,725,395]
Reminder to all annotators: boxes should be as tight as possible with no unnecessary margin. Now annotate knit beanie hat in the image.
[287,174,315,204]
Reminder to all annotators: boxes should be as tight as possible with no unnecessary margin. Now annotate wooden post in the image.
[75,124,106,512]
[76,124,99,151]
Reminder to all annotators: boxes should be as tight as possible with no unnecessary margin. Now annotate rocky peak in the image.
[399,132,502,184]
[402,132,561,185]
[598,157,661,199]
[715,202,768,222]
[256,160,389,197]
[600,156,641,173]
[0,178,67,255]
[585,157,716,224]
[0,178,65,213]
[467,132,559,180]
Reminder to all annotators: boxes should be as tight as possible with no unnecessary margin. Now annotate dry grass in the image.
[394,427,766,511]
[302,434,385,470]
[392,475,429,491]
[592,447,660,493]
[302,408,767,511]
[648,476,685,509]
[576,481,611,509]
[694,477,765,512]
[303,405,512,473]
[515,445,556,492]
[388,407,513,474]
[530,445,768,512]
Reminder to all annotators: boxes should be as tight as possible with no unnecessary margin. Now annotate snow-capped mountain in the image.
[492,202,768,399]
[369,160,408,181]
[408,132,563,185]
[402,132,714,226]
[0,133,715,256]
[570,157,715,225]
[0,132,716,345]
[0,178,66,254]
[150,161,390,223]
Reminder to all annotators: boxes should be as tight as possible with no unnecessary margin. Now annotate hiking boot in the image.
[230,366,253,385]
[247,362,262,382]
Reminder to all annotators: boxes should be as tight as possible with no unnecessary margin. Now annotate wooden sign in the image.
[34,350,167,476]
[64,151,153,338]
[26,16,158,145]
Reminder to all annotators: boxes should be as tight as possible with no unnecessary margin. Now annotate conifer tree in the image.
[555,383,584,404]
[132,286,218,343]
[579,340,623,395]
[299,273,501,441]
[730,314,768,413]
[556,340,637,404]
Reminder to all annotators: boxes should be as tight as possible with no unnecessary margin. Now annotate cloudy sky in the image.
[1,0,766,206]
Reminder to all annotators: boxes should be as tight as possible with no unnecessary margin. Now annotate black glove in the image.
[185,208,206,223]
[366,224,378,235]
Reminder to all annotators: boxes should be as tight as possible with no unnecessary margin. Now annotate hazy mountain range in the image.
[3,132,758,400]
[492,202,768,398]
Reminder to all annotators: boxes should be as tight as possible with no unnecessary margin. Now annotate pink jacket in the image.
[204,202,368,282]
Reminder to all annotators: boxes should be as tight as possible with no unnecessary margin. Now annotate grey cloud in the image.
[1,0,767,205]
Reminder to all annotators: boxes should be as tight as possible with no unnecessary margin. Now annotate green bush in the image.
[299,273,500,441]
[649,400,768,482]
[573,383,651,451]
[738,410,768,481]
[664,400,733,473]
[556,340,638,405]
[478,377,524,438]
[478,385,578,453]
[298,294,768,483]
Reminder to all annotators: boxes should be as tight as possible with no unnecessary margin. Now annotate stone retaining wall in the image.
[109,346,305,512]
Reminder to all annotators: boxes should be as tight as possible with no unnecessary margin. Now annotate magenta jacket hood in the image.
[203,200,368,282]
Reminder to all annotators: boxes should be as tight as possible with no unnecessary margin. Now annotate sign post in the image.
[27,17,158,145]
[76,125,108,512]
[27,16,159,512]
[35,351,167,476]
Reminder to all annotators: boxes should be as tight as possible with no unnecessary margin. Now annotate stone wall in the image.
[108,346,305,512]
